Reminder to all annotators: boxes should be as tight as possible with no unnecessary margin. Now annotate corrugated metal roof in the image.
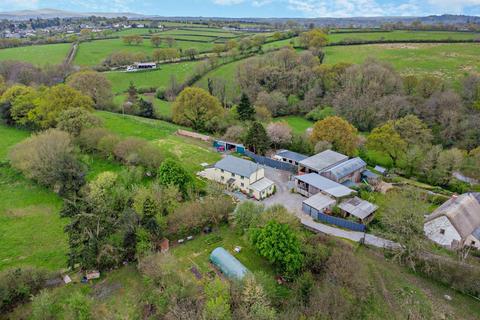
[326,157,367,180]
[303,193,336,211]
[472,227,480,241]
[338,197,378,220]
[250,178,274,192]
[362,170,379,179]
[215,155,259,177]
[295,173,356,198]
[276,149,308,162]
[299,150,348,172]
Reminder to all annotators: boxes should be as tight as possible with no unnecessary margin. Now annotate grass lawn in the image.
[273,116,313,135]
[0,43,71,66]
[0,125,66,271]
[96,111,179,139]
[324,43,480,82]
[74,38,214,66]
[328,30,480,43]
[263,37,297,50]
[105,60,201,94]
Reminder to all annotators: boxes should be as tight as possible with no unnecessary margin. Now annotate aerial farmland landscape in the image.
[0,1,480,319]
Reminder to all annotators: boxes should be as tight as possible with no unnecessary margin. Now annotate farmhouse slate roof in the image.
[299,150,348,172]
[215,155,260,178]
[425,193,480,239]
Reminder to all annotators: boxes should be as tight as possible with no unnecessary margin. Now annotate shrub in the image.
[113,137,147,165]
[305,106,334,121]
[155,87,166,100]
[30,290,58,320]
[76,127,110,152]
[64,291,93,320]
[0,267,53,314]
[8,129,85,194]
[97,133,121,158]
[56,108,103,136]
[137,142,164,171]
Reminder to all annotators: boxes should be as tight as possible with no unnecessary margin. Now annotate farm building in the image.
[338,197,378,224]
[424,193,480,249]
[274,149,308,166]
[295,173,356,199]
[321,157,367,184]
[199,155,274,200]
[302,193,336,219]
[298,150,348,174]
[213,140,246,154]
[210,247,249,280]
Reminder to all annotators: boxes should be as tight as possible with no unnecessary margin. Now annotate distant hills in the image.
[0,8,145,20]
[0,8,479,28]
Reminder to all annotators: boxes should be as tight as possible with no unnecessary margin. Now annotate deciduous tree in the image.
[310,116,359,156]
[172,87,223,131]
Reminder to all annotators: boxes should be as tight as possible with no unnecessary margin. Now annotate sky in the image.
[1,0,480,18]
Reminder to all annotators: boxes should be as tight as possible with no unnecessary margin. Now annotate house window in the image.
[241,183,244,187]
[232,173,236,177]
[472,241,476,246]
[220,169,224,173]
[221,176,224,180]
[440,229,445,235]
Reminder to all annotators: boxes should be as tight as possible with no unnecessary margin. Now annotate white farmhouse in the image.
[424,193,480,249]
[199,155,274,200]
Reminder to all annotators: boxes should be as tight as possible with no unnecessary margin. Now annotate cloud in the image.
[0,0,39,10]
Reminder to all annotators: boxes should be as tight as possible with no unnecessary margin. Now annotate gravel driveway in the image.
[262,167,305,216]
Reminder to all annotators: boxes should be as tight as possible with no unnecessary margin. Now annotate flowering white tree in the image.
[267,122,292,149]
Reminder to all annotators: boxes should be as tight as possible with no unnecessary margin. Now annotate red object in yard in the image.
[160,238,170,252]
[218,146,225,152]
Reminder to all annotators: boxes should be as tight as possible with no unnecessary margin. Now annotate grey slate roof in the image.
[325,157,367,180]
[250,178,274,192]
[215,155,260,177]
[276,150,308,162]
[295,173,356,198]
[472,227,480,241]
[299,150,348,172]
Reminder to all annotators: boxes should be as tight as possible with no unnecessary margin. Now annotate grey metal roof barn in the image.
[295,173,356,198]
[215,155,260,177]
[250,177,274,192]
[276,150,308,163]
[210,247,249,280]
[325,157,367,181]
[338,197,378,220]
[299,150,348,173]
[303,193,336,212]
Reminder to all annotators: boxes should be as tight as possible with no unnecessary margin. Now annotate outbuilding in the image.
[210,247,249,280]
[302,193,336,219]
[298,150,348,174]
[295,173,356,199]
[321,157,367,184]
[274,149,308,166]
[338,197,378,224]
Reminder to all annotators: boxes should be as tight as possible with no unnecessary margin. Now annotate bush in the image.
[305,106,334,121]
[76,127,110,152]
[56,108,103,136]
[97,133,121,158]
[155,87,166,100]
[137,87,157,94]
[30,290,58,320]
[0,268,53,313]
[9,129,85,194]
[64,291,93,320]
[137,142,164,171]
[113,137,147,165]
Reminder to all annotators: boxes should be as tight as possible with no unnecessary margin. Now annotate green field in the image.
[195,58,245,101]
[0,43,71,66]
[96,111,220,172]
[106,60,200,94]
[110,28,162,36]
[273,116,314,135]
[328,30,480,43]
[159,29,240,38]
[324,43,480,81]
[74,38,214,66]
[0,125,66,271]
